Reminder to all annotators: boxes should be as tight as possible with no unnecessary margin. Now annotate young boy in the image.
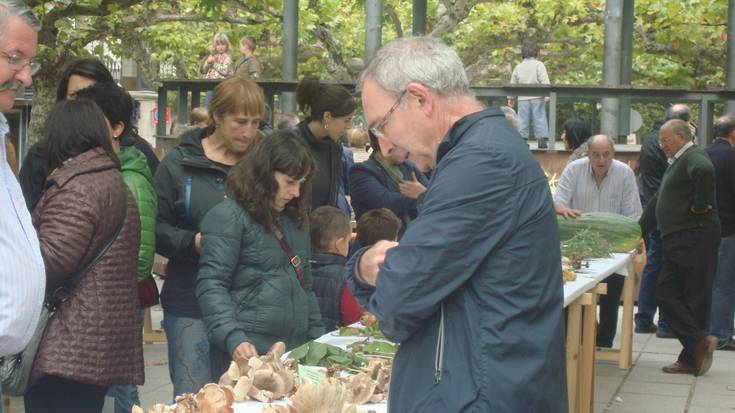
[233,36,261,80]
[309,206,361,331]
[353,208,403,251]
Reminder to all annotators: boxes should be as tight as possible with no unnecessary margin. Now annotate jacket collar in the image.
[46,148,117,189]
[177,127,230,173]
[436,107,502,163]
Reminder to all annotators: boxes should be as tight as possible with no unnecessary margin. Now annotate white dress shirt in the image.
[0,113,45,357]
[553,157,643,220]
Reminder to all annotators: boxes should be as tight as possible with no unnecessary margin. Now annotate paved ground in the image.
[8,305,735,412]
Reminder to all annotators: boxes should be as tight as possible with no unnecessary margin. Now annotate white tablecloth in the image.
[563,252,632,307]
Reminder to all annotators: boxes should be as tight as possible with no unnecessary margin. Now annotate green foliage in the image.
[287,341,368,369]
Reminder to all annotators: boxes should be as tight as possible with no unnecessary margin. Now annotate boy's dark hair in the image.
[75,82,134,138]
[310,206,351,252]
[356,208,402,247]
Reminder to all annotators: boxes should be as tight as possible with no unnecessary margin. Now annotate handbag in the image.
[0,196,127,396]
[137,275,160,308]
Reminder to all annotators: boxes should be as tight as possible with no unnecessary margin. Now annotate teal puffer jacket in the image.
[120,146,157,283]
[196,199,325,356]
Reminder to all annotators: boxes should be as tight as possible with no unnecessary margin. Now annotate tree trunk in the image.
[26,73,62,151]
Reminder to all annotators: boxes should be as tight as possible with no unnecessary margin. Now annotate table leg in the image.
[566,301,583,413]
[619,259,635,369]
[579,291,600,413]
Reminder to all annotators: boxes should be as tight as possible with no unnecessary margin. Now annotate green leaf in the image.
[305,342,328,365]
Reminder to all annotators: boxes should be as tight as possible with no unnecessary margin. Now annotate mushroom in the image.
[232,376,253,402]
[290,379,349,413]
[247,387,275,403]
[346,374,377,405]
[195,383,234,413]
[174,393,197,413]
[269,341,286,360]
[131,406,144,413]
[252,369,287,398]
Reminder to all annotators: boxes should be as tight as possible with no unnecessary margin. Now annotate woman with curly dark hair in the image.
[196,130,325,377]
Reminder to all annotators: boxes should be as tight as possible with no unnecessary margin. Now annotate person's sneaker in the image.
[656,329,676,339]
[716,338,735,351]
[537,139,548,149]
[635,323,657,334]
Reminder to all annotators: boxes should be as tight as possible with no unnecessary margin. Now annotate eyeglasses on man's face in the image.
[0,50,40,76]
[369,89,406,140]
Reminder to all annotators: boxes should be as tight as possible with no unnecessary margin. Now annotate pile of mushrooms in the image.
[131,384,234,413]
[260,379,376,413]
[217,341,298,403]
[342,358,390,404]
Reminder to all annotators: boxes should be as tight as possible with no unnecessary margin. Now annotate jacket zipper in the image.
[434,303,445,384]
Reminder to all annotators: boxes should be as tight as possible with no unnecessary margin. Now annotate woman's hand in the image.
[232,342,259,361]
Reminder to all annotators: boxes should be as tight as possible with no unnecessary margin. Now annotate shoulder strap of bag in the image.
[49,192,128,307]
[272,223,305,290]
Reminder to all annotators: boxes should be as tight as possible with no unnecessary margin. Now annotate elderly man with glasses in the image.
[0,1,45,411]
[344,37,567,412]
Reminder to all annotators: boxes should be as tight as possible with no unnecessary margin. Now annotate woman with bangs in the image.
[196,131,326,377]
[154,76,265,398]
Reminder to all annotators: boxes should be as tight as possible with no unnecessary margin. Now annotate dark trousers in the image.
[597,273,625,347]
[209,343,233,381]
[24,375,107,413]
[657,230,719,364]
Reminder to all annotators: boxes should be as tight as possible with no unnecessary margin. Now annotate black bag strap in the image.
[48,192,128,309]
[271,223,305,290]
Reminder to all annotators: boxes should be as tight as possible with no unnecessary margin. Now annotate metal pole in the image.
[365,0,383,65]
[413,0,427,36]
[549,91,558,152]
[601,0,623,140]
[618,0,634,142]
[727,0,735,113]
[282,0,298,114]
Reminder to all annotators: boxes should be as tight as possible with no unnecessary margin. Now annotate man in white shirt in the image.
[554,134,642,347]
[508,40,551,148]
[0,0,45,366]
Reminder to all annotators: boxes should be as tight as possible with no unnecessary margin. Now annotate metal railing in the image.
[158,80,735,149]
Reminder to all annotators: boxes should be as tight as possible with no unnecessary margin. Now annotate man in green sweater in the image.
[648,119,720,376]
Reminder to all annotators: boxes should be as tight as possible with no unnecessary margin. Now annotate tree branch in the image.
[385,2,404,37]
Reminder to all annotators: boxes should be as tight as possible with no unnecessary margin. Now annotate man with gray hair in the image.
[344,36,567,412]
[554,134,642,347]
[640,119,720,375]
[0,1,44,411]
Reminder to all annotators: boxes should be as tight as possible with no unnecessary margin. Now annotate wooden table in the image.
[564,253,635,413]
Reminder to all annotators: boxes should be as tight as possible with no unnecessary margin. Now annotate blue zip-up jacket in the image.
[345,108,568,412]
[154,128,230,318]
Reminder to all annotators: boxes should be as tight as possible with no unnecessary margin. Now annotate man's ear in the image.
[405,82,433,117]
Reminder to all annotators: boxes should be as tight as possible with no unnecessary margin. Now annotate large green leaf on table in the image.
[287,341,367,369]
[557,212,641,254]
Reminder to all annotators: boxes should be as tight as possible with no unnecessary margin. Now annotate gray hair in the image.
[586,134,616,152]
[0,1,40,36]
[358,36,471,98]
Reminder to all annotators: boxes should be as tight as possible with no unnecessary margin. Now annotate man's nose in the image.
[380,138,396,157]
[14,65,33,87]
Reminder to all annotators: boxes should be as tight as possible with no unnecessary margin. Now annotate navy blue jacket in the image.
[349,156,428,235]
[345,108,567,412]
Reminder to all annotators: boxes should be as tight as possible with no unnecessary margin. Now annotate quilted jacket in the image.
[120,146,157,283]
[31,148,144,387]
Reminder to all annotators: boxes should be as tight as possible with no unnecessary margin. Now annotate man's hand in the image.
[554,204,581,219]
[232,342,259,361]
[358,240,399,286]
[399,172,427,199]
